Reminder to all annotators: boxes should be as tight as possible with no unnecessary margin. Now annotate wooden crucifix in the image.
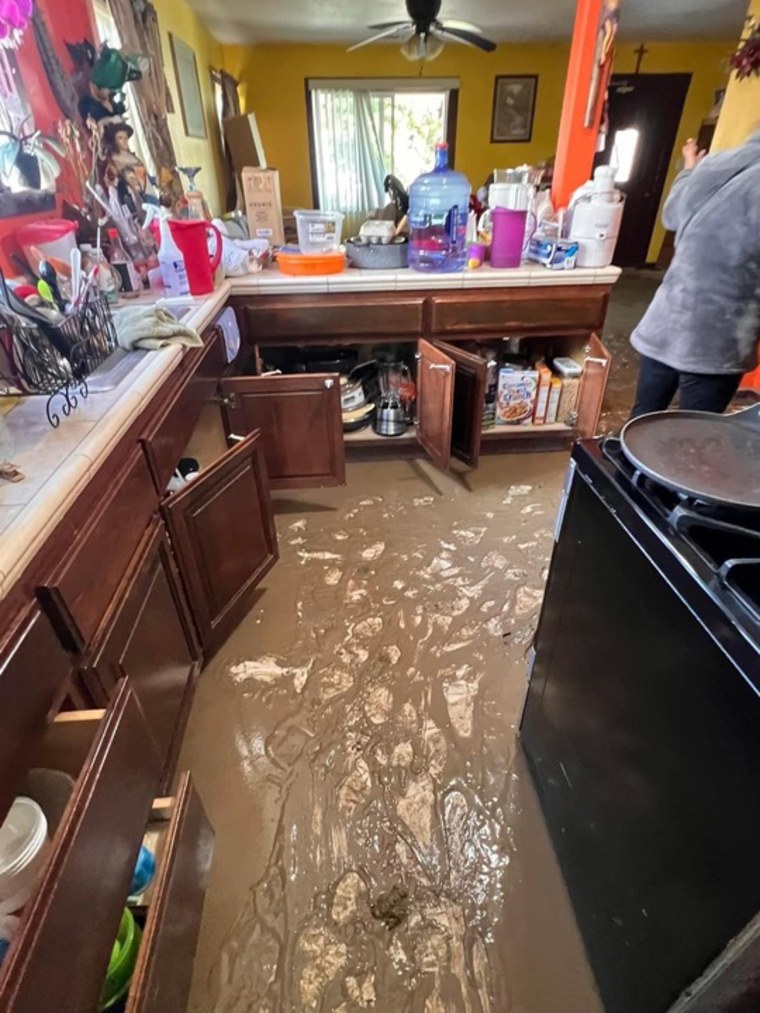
[633,43,649,74]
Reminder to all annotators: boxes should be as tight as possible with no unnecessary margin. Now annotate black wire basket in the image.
[0,292,118,428]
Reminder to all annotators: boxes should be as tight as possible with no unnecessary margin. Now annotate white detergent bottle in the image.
[158,212,190,297]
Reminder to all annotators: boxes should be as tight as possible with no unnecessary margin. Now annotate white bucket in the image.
[0,797,51,915]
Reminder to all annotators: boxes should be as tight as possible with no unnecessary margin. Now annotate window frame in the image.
[305,77,459,209]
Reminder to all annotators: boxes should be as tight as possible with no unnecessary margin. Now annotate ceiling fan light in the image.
[400,32,444,62]
[425,35,445,60]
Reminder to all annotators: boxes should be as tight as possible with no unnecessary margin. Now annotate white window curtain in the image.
[311,87,388,232]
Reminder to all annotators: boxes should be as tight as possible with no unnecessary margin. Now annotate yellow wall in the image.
[153,0,226,214]
[713,0,760,151]
[223,39,730,262]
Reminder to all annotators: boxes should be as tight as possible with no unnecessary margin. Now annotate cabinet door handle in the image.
[228,433,245,443]
[428,363,452,374]
[324,378,335,389]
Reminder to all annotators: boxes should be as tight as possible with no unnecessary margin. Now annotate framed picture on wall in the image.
[491,75,538,143]
[169,33,207,139]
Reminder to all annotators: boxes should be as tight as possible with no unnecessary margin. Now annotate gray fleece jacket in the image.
[631,130,760,375]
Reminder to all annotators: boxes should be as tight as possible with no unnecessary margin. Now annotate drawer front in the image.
[241,295,425,341]
[141,328,226,496]
[0,681,162,1012]
[37,450,158,651]
[0,608,71,825]
[127,773,214,1012]
[429,287,610,335]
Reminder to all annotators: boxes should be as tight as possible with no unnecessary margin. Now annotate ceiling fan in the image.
[347,0,497,62]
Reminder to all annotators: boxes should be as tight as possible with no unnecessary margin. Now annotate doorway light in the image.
[610,128,639,184]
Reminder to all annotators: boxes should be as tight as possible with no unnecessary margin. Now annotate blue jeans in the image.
[631,355,742,419]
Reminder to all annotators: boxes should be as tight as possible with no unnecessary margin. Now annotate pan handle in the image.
[730,403,760,434]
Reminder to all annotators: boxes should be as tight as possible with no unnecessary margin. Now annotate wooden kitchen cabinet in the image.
[0,607,71,825]
[220,373,345,489]
[417,339,487,471]
[163,428,278,656]
[80,520,200,780]
[0,681,162,1012]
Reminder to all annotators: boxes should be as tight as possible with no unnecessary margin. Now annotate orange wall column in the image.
[552,0,606,209]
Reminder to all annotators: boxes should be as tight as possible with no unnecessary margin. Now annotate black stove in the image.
[521,437,760,1013]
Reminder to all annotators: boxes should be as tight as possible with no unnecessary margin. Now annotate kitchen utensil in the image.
[70,248,82,306]
[129,844,156,896]
[0,797,50,915]
[167,220,223,296]
[38,262,65,310]
[345,238,408,270]
[490,208,533,269]
[342,403,374,432]
[619,404,760,510]
[98,908,142,1010]
[276,248,346,276]
[374,397,408,437]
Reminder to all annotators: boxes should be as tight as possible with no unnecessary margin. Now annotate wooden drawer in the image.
[240,294,426,342]
[141,328,226,496]
[0,608,71,825]
[127,773,214,1012]
[0,681,162,1012]
[429,286,610,335]
[37,449,158,652]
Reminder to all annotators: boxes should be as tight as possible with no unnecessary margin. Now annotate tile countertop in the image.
[0,263,621,601]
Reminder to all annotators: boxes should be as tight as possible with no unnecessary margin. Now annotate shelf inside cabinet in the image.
[343,425,418,447]
[481,422,574,440]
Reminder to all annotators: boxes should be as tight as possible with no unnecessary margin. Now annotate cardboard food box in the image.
[556,376,581,426]
[533,362,552,424]
[496,368,539,426]
[241,167,285,246]
[545,377,562,424]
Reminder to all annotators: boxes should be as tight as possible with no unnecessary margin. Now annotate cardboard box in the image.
[533,362,552,424]
[496,369,539,426]
[242,167,284,246]
[545,377,562,424]
[557,376,581,426]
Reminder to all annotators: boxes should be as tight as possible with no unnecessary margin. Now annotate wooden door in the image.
[433,340,487,469]
[577,333,612,438]
[595,74,691,266]
[218,374,345,490]
[82,521,200,779]
[163,431,278,656]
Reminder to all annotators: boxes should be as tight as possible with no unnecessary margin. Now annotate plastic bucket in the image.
[98,908,142,1010]
[16,220,77,270]
[0,797,51,915]
[294,210,344,253]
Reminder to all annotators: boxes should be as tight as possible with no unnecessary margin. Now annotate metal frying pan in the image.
[619,403,760,510]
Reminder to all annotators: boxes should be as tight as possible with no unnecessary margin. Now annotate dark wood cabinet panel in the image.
[0,681,161,1013]
[220,374,345,490]
[163,431,278,656]
[140,328,227,496]
[81,522,200,777]
[239,294,425,342]
[577,333,612,438]
[36,449,158,652]
[417,339,455,472]
[429,286,610,335]
[434,340,487,469]
[0,608,71,825]
[127,773,214,1013]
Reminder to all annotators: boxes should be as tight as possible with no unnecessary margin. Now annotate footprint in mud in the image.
[516,586,544,615]
[360,541,386,561]
[289,519,307,531]
[412,496,435,507]
[324,568,343,586]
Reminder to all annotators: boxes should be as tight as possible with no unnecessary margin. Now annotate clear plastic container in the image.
[294,210,344,253]
[408,143,471,273]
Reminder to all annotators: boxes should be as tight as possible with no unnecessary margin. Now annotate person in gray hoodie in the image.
[630,128,760,418]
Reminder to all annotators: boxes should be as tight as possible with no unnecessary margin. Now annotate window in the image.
[307,77,458,228]
[91,0,154,176]
[609,127,640,185]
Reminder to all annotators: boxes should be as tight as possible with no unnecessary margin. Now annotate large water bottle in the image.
[408,143,471,273]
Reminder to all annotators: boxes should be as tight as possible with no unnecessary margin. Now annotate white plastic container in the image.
[294,210,344,253]
[0,797,51,915]
[158,214,190,298]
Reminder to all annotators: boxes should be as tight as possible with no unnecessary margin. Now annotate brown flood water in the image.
[180,454,603,1013]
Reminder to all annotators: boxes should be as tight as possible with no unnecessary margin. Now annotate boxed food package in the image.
[527,235,579,270]
[533,362,552,424]
[497,368,539,425]
[545,377,562,424]
[242,167,285,246]
[556,376,581,426]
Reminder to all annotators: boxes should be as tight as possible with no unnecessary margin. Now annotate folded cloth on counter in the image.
[112,305,204,351]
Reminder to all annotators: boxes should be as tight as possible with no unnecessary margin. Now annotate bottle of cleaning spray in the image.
[157,210,190,298]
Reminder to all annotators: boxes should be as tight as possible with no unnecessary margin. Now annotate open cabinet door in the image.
[162,431,278,656]
[218,375,345,490]
[417,338,456,471]
[577,333,612,438]
[433,340,487,469]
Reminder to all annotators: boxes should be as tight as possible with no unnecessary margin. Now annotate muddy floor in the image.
[181,454,603,1013]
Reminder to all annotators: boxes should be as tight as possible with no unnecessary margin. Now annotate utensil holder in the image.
[0,293,117,428]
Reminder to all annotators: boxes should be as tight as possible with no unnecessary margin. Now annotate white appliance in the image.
[568,166,625,268]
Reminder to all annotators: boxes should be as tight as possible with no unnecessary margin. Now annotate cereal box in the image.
[496,369,539,426]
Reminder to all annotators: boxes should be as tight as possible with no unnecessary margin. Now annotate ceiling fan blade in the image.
[368,21,412,29]
[440,19,483,33]
[435,25,496,52]
[346,25,410,52]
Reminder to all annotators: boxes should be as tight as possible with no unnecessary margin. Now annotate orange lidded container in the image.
[276,246,346,276]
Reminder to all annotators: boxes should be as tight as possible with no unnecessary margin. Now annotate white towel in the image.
[112,305,204,351]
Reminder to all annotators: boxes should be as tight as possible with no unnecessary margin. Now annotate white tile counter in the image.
[0,263,621,600]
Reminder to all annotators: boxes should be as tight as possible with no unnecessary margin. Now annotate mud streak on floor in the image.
[181,456,602,1013]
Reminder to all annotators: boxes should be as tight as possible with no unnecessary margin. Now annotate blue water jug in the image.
[408,143,471,273]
